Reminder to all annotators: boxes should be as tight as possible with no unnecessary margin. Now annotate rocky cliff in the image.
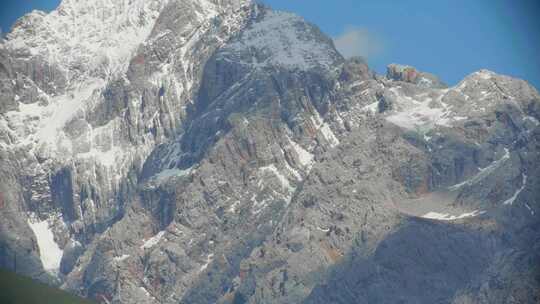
[0,1,539,304]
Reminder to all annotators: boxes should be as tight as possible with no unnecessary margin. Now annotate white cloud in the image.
[333,27,383,59]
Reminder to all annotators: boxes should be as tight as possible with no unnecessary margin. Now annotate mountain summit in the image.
[1,1,539,304]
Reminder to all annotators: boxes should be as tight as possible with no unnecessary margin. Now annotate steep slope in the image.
[0,0,252,283]
[0,1,539,304]
[58,5,348,303]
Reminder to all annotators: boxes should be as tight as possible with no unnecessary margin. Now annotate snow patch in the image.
[418,77,433,86]
[5,78,105,151]
[200,253,214,272]
[361,101,379,113]
[141,231,165,249]
[310,112,340,148]
[139,286,156,300]
[524,116,540,126]
[320,123,340,147]
[525,203,535,216]
[77,146,124,168]
[113,254,130,262]
[287,136,314,169]
[27,215,63,273]
[449,148,510,190]
[222,10,336,70]
[6,0,170,80]
[283,159,302,181]
[227,200,241,213]
[503,174,527,205]
[259,164,294,194]
[251,194,269,214]
[316,226,330,232]
[421,210,485,221]
[385,87,452,131]
[39,79,104,146]
[152,167,194,185]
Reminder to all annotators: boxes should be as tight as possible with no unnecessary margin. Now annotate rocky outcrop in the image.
[387,63,447,88]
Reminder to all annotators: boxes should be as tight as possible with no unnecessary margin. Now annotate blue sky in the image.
[1,0,539,88]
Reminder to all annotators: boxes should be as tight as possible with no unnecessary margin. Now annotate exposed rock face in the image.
[1,1,539,304]
[387,63,447,88]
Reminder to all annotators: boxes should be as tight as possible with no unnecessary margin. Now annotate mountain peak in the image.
[216,4,342,71]
[1,2,539,303]
[4,0,170,82]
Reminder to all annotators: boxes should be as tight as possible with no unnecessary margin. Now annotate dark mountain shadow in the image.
[303,218,500,304]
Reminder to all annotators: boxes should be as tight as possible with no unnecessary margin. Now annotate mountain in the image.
[1,1,539,303]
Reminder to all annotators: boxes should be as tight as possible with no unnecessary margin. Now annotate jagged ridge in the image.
[0,1,539,304]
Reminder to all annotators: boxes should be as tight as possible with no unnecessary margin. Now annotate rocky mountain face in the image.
[1,1,539,303]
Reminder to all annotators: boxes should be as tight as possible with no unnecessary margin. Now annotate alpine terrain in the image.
[0,0,539,303]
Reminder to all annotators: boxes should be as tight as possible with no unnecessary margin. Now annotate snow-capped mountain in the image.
[1,1,539,303]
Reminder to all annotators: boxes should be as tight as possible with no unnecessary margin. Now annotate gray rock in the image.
[387,63,447,89]
[0,1,539,304]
